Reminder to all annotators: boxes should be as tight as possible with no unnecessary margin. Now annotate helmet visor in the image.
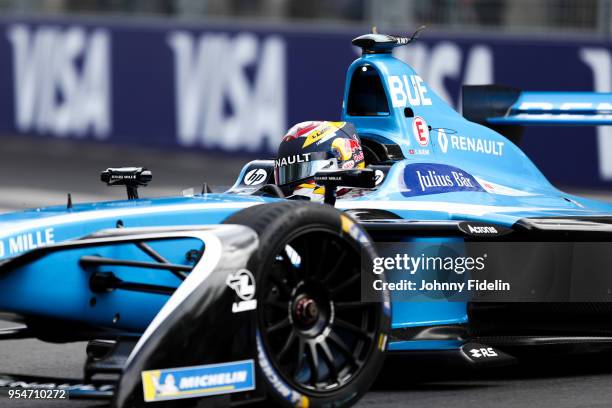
[275,157,336,186]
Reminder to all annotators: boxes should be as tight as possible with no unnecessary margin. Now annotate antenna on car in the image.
[408,25,426,43]
[201,183,212,195]
[352,25,426,55]
[314,169,377,206]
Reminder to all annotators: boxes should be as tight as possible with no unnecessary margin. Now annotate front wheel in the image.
[224,201,390,408]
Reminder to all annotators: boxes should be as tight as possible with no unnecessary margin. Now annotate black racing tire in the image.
[224,201,390,408]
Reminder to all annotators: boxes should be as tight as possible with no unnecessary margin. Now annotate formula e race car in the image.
[1,31,612,408]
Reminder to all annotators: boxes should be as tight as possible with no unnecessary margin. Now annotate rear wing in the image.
[462,85,612,144]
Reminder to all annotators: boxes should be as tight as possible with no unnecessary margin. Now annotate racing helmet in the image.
[274,121,365,187]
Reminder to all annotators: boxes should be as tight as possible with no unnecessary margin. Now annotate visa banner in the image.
[0,16,611,188]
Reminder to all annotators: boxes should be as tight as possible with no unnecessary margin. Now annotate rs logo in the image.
[244,169,268,186]
[469,347,498,358]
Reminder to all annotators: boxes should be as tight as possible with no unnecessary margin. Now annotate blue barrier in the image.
[0,16,611,188]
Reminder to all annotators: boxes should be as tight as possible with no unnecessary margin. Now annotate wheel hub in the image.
[294,296,319,326]
[290,284,332,335]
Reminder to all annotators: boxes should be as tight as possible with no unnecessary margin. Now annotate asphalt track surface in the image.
[0,135,612,408]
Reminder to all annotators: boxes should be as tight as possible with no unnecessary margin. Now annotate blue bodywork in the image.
[0,45,611,353]
[488,91,612,125]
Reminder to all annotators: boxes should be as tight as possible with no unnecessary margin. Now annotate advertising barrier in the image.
[0,16,611,188]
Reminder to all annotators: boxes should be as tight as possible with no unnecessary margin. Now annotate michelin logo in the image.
[141,360,255,402]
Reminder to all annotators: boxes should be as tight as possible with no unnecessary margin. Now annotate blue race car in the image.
[0,30,611,408]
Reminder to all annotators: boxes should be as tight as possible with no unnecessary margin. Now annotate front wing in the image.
[0,225,266,406]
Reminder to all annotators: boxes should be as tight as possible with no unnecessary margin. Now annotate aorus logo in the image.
[458,222,510,237]
[467,224,498,234]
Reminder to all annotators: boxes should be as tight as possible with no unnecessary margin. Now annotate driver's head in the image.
[274,121,365,190]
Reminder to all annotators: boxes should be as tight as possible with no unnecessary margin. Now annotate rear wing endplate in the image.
[462,85,612,144]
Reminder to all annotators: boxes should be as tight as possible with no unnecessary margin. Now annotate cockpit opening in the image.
[346,65,390,117]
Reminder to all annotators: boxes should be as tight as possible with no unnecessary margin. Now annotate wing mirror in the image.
[314,168,376,206]
[100,167,152,200]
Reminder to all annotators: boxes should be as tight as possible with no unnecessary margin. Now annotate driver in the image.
[274,121,365,200]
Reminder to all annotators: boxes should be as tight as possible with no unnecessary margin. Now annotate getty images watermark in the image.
[371,252,509,293]
[361,241,612,302]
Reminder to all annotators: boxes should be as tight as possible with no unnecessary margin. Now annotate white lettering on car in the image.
[388,74,432,108]
[2,228,55,256]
